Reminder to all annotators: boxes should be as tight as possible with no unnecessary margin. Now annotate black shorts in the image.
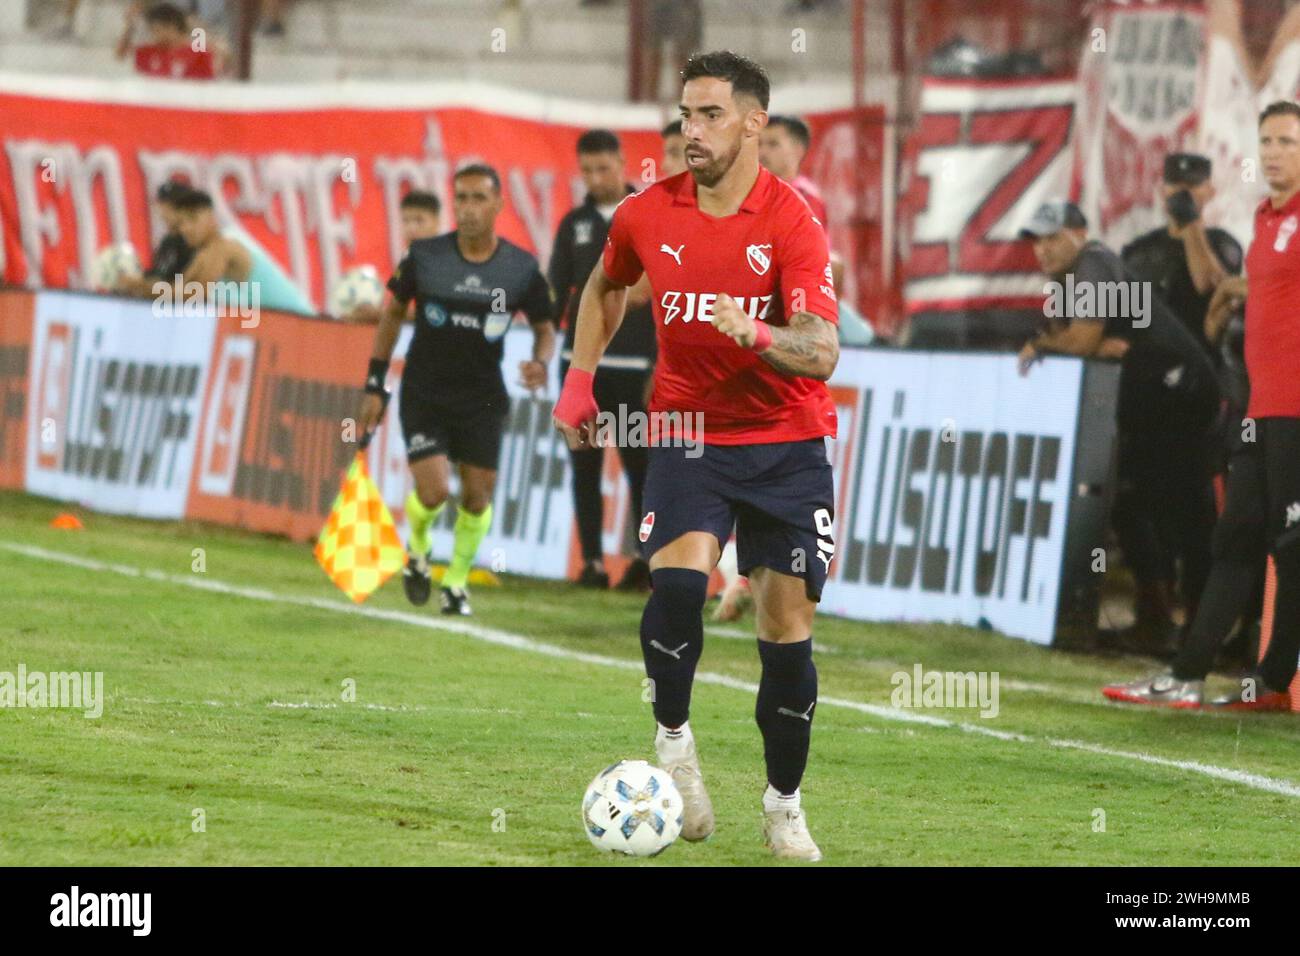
[640,437,836,601]
[398,383,507,469]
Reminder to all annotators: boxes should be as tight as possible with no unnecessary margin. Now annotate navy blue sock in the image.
[755,638,818,795]
[639,568,708,728]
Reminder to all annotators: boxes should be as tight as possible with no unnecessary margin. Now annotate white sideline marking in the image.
[7,540,1300,799]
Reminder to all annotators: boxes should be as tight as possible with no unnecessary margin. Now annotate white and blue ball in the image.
[329,265,385,317]
[90,242,142,291]
[582,759,683,857]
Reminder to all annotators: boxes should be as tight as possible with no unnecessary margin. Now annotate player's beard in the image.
[687,138,742,189]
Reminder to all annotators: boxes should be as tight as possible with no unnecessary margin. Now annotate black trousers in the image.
[561,361,651,564]
[1174,417,1300,689]
[1111,413,1217,616]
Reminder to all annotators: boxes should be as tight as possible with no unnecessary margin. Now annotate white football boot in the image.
[654,722,715,841]
[762,786,822,862]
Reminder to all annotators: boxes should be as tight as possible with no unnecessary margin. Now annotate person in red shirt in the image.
[553,51,838,861]
[759,114,829,228]
[1104,100,1300,711]
[117,2,216,80]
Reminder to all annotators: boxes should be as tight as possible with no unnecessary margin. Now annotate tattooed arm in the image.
[757,310,840,380]
[710,294,840,381]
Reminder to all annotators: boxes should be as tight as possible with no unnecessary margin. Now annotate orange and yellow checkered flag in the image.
[315,451,405,603]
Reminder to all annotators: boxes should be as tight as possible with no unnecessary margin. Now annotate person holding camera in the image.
[1106,154,1242,653]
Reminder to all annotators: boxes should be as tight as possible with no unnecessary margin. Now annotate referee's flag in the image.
[315,451,404,603]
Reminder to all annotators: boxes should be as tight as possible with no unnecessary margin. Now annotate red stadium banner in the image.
[0,77,885,323]
[0,289,33,490]
[1071,0,1206,249]
[0,80,656,307]
[899,77,1076,313]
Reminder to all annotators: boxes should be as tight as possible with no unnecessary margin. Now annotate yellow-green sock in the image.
[443,503,493,590]
[405,490,445,556]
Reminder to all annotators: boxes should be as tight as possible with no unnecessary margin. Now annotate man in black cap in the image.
[1122,153,1243,356]
[1017,200,1220,657]
[1115,156,1243,649]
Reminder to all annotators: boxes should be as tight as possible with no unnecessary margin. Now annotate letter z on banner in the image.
[901,77,1075,313]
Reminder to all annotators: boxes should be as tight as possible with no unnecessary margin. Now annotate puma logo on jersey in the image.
[650,640,689,660]
[777,701,815,721]
[660,291,773,325]
[660,243,685,265]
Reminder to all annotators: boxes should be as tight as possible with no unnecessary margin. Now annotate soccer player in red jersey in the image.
[553,51,839,860]
[1104,100,1300,711]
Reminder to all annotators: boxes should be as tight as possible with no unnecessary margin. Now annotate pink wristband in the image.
[554,367,598,429]
[751,320,773,353]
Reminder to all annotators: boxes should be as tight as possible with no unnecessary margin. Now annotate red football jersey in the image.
[791,173,829,233]
[603,166,838,445]
[1245,189,1300,418]
[134,44,216,80]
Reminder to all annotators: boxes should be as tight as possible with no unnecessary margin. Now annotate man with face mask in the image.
[1121,154,1243,359]
[1107,156,1245,652]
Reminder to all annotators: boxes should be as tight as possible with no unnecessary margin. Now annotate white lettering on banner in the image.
[507,167,556,269]
[1073,5,1203,247]
[7,140,132,289]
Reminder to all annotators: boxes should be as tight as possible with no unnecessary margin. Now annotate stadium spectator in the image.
[639,0,703,102]
[660,120,687,178]
[1108,154,1243,653]
[114,179,195,297]
[1122,154,1242,359]
[550,130,655,591]
[759,115,828,227]
[1017,200,1220,660]
[344,190,442,325]
[1103,101,1300,710]
[116,2,217,80]
[169,189,252,291]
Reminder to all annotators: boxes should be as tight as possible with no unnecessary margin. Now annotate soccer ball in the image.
[581,760,683,857]
[90,242,142,291]
[329,265,385,317]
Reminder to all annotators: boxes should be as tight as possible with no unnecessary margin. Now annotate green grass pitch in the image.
[1,488,1298,866]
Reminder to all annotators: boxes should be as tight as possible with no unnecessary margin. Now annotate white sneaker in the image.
[762,792,822,862]
[654,724,715,841]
